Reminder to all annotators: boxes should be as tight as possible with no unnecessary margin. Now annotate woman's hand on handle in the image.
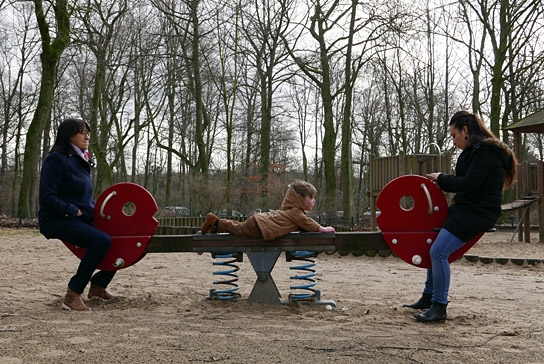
[426,172,441,181]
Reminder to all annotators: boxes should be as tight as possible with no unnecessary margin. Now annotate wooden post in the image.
[518,162,528,242]
[538,161,544,243]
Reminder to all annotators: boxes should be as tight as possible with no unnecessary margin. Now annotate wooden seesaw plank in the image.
[144,231,389,254]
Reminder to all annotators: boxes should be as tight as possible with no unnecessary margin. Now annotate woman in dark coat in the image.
[404,111,517,322]
[39,118,116,311]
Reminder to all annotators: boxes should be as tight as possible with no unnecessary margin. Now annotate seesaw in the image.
[63,175,482,305]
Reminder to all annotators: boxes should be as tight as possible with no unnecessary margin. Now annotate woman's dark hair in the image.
[449,111,517,189]
[449,110,495,145]
[50,118,91,155]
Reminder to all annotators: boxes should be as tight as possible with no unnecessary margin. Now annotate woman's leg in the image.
[423,269,434,295]
[403,269,434,309]
[429,229,465,304]
[54,220,116,294]
[90,271,116,289]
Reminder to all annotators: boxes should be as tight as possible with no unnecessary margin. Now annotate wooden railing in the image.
[370,152,452,196]
[154,215,356,234]
[518,161,543,198]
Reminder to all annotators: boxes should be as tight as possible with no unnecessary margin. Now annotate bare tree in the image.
[149,0,219,211]
[0,3,39,215]
[459,0,544,138]
[240,0,292,208]
[205,0,245,212]
[282,0,405,215]
[18,0,70,217]
[70,0,131,193]
[287,76,317,181]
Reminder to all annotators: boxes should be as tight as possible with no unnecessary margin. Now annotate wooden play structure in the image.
[369,152,451,231]
[504,110,544,243]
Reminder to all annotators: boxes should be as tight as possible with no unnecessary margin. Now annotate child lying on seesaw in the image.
[201,180,335,239]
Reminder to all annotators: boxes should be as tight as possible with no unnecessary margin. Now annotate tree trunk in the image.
[259,70,271,207]
[18,0,70,218]
[340,0,357,219]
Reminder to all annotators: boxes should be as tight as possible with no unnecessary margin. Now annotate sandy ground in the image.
[1,228,543,364]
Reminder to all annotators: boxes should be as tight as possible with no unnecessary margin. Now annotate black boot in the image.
[403,293,432,309]
[414,302,447,323]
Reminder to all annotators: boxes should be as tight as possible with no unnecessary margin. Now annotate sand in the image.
[1,228,543,364]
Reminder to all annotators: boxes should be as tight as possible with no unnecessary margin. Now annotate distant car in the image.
[249,208,275,215]
[164,206,191,216]
[363,210,381,218]
[215,209,243,217]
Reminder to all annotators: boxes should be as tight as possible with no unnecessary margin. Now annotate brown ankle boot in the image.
[88,283,114,300]
[201,213,219,234]
[62,288,91,311]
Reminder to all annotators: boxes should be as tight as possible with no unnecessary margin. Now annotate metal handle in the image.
[421,183,433,214]
[99,191,116,220]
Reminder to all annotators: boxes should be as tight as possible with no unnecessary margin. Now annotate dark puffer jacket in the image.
[436,138,513,242]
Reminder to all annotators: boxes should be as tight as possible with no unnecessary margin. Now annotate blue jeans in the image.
[53,220,116,294]
[423,229,465,305]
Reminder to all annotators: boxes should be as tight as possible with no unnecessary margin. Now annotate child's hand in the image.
[320,226,335,233]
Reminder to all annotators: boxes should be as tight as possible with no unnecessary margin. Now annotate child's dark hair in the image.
[288,180,317,198]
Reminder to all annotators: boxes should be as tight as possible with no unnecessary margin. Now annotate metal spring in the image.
[208,252,241,301]
[288,251,321,303]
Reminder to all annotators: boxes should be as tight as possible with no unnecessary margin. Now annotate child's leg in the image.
[219,215,262,238]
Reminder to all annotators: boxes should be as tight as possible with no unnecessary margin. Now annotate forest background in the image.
[0,0,543,223]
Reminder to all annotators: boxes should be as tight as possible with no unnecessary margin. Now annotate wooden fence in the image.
[505,161,544,242]
[155,215,356,234]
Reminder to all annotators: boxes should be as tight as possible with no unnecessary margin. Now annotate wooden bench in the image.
[145,232,388,305]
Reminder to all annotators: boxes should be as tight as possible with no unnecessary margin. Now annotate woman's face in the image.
[70,129,90,151]
[449,125,469,150]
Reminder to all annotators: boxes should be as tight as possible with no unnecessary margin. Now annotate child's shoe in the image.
[201,213,219,234]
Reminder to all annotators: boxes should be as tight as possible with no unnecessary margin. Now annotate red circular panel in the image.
[376,175,481,268]
[63,183,158,270]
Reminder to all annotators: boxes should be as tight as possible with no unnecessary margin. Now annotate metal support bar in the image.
[246,251,282,304]
[143,232,390,305]
[510,203,534,243]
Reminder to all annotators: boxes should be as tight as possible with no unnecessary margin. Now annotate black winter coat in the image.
[38,150,94,238]
[436,138,513,242]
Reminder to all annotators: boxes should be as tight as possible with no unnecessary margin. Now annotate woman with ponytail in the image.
[404,111,517,323]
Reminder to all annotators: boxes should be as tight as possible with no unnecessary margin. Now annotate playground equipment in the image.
[369,152,451,231]
[62,176,484,305]
[209,252,242,300]
[377,175,481,269]
[503,110,544,243]
[500,161,544,243]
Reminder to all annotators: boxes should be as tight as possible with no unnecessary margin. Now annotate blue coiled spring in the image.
[208,252,241,301]
[288,251,321,303]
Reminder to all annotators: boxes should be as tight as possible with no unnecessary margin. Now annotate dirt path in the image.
[1,228,543,363]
